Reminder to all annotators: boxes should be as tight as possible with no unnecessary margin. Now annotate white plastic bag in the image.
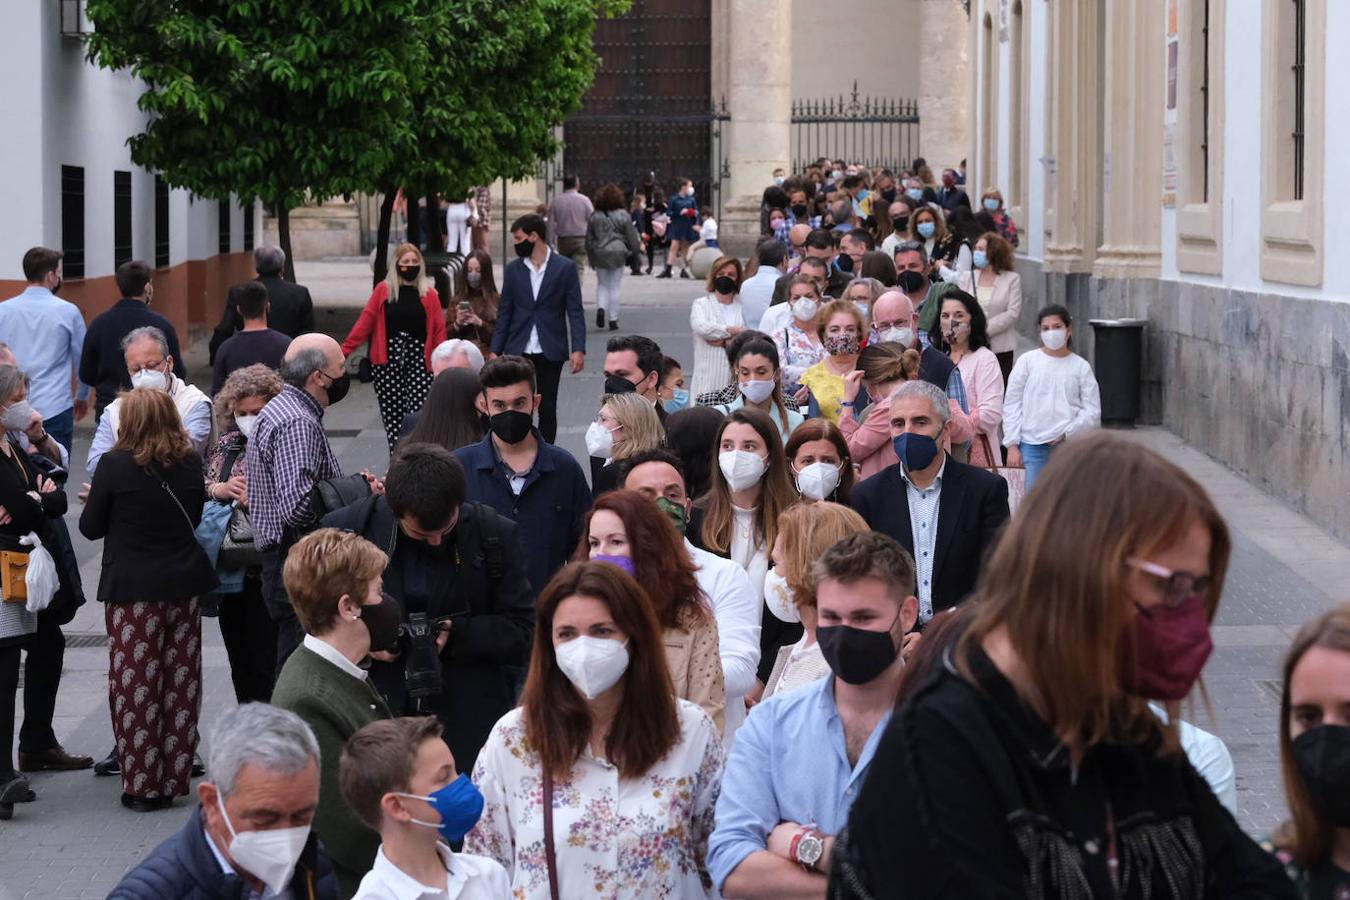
[20,533,58,614]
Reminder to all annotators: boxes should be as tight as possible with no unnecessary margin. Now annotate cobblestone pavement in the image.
[1,262,1345,897]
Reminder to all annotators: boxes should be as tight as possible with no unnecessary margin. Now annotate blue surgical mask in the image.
[906,188,924,201]
[972,250,988,269]
[892,432,940,471]
[396,774,485,843]
[983,198,1000,212]
[665,388,690,413]
[916,222,936,239]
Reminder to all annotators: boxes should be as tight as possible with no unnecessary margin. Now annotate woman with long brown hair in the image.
[80,388,216,813]
[466,561,724,898]
[830,432,1294,898]
[574,490,725,730]
[448,248,499,352]
[1268,604,1350,897]
[342,242,448,449]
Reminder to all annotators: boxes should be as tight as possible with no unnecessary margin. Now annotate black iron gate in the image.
[541,0,729,216]
[791,81,921,174]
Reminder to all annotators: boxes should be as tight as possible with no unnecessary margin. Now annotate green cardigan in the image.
[271,643,393,900]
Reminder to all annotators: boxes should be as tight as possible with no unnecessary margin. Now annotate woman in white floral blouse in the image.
[465,561,725,899]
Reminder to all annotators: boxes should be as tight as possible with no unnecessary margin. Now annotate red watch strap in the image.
[788,828,805,863]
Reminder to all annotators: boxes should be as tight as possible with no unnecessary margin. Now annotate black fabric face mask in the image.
[713,275,739,295]
[324,371,351,405]
[816,613,902,685]
[489,409,533,444]
[792,204,809,218]
[1292,724,1350,827]
[397,265,419,281]
[892,216,909,232]
[360,592,404,653]
[836,255,854,273]
[897,269,928,295]
[603,374,638,396]
[514,239,534,258]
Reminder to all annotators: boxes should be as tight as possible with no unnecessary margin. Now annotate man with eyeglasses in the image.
[246,333,349,667]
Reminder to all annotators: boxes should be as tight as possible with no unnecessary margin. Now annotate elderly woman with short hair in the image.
[206,363,284,704]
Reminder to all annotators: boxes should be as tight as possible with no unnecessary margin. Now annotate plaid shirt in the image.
[695,382,802,411]
[473,186,491,229]
[245,384,341,548]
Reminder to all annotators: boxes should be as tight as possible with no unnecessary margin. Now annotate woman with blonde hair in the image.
[1268,604,1350,897]
[586,390,665,498]
[80,388,216,812]
[797,299,865,424]
[760,502,869,699]
[831,432,1294,898]
[342,242,448,449]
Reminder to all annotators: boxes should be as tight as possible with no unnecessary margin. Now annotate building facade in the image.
[0,3,255,345]
[968,0,1350,539]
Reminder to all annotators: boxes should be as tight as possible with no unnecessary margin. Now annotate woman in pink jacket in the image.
[342,242,447,450]
[838,342,922,480]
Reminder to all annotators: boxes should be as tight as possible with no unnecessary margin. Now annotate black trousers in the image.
[18,617,62,753]
[260,544,304,670]
[0,644,19,777]
[525,354,565,444]
[218,575,278,703]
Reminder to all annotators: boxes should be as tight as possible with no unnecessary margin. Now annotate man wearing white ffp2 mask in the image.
[111,703,335,898]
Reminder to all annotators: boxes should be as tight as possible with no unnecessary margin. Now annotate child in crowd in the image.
[686,206,720,266]
[340,717,509,900]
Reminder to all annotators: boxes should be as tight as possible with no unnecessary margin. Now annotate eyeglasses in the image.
[1125,558,1212,609]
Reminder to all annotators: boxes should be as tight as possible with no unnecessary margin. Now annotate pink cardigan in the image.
[955,347,1005,463]
[840,394,898,481]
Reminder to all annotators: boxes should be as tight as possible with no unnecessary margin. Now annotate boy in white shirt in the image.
[341,717,509,899]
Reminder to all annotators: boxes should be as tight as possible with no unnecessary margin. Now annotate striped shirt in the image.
[245,384,340,548]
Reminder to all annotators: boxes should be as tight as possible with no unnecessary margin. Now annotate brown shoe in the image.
[18,745,95,772]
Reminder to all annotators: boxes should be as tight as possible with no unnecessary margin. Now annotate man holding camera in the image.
[322,443,534,774]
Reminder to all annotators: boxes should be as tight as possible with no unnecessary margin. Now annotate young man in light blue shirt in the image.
[0,248,91,451]
[708,531,919,898]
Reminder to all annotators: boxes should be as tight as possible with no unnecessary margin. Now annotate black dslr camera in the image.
[400,612,449,700]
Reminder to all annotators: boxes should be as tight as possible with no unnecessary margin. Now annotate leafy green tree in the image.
[372,0,628,283]
[86,0,434,280]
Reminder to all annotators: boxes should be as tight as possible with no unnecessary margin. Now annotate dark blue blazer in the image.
[849,454,1010,616]
[491,252,586,361]
[454,431,591,596]
[78,299,186,411]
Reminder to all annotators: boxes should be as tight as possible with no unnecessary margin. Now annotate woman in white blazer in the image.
[960,231,1023,384]
[688,256,745,398]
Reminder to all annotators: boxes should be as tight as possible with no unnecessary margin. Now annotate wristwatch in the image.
[789,827,825,870]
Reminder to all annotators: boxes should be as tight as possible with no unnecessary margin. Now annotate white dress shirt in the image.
[522,247,552,355]
[757,301,793,341]
[737,268,780,331]
[352,842,510,900]
[686,538,762,740]
[302,634,367,681]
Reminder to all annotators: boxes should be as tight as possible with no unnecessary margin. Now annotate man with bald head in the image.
[245,333,347,666]
[865,291,975,447]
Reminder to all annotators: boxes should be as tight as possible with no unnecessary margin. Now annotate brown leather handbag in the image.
[542,766,561,900]
[0,549,29,603]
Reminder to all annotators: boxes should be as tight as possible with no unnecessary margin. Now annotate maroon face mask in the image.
[1117,594,1213,701]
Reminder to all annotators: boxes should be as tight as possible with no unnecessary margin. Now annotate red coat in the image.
[341,282,446,368]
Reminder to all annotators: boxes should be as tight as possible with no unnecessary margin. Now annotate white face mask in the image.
[740,379,776,405]
[130,367,168,392]
[555,635,630,700]
[795,461,842,501]
[234,414,259,439]
[216,794,310,894]
[584,420,617,459]
[763,568,801,624]
[879,326,916,349]
[0,400,35,433]
[1040,327,1069,351]
[791,298,820,322]
[719,449,768,492]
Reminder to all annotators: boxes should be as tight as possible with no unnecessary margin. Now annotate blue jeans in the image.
[43,408,73,455]
[1020,442,1055,491]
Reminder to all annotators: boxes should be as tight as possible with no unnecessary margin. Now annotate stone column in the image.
[1093,0,1163,279]
[719,0,791,258]
[1042,0,1103,274]
[918,0,973,172]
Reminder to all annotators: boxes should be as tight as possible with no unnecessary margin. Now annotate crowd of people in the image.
[0,156,1341,900]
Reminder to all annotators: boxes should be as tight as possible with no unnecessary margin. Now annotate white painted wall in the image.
[790,0,919,105]
[0,6,238,282]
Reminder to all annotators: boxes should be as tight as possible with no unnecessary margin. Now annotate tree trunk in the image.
[406,191,422,248]
[277,203,296,283]
[424,191,444,251]
[373,189,397,288]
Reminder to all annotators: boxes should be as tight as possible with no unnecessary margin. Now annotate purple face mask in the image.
[1118,594,1213,701]
[592,553,636,576]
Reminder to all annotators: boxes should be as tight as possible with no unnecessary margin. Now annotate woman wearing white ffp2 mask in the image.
[785,419,855,503]
[712,337,804,446]
[466,561,725,898]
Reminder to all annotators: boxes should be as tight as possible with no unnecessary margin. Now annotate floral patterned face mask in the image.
[824,334,861,356]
